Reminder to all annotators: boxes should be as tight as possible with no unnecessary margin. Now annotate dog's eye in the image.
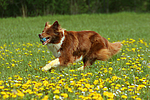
[47,32,49,34]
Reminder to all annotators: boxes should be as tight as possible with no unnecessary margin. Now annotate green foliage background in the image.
[0,0,150,17]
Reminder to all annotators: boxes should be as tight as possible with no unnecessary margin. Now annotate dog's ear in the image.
[52,21,60,30]
[45,22,49,27]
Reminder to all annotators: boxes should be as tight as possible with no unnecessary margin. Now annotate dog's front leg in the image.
[42,58,60,71]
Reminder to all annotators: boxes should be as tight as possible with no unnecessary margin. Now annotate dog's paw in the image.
[41,65,51,71]
[77,66,84,71]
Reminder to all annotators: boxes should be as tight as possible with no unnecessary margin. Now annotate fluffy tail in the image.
[108,42,122,56]
[96,42,122,61]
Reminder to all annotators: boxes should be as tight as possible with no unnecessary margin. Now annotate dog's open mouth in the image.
[40,37,51,45]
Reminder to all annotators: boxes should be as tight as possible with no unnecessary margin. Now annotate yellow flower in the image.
[128,85,135,88]
[116,84,121,87]
[3,94,9,99]
[79,95,84,99]
[42,95,49,100]
[109,67,113,71]
[93,80,99,85]
[128,89,133,92]
[68,88,73,93]
[84,96,92,100]
[112,76,118,81]
[0,86,4,89]
[103,91,114,98]
[69,69,75,72]
[121,95,127,99]
[54,95,60,99]
[17,90,24,98]
[121,87,127,91]
[132,48,136,52]
[53,89,60,94]
[43,80,49,86]
[117,58,120,61]
[137,84,145,90]
[104,69,108,73]
[13,83,22,87]
[11,94,17,98]
[85,83,91,88]
[70,81,75,85]
[89,89,93,92]
[25,89,33,94]
[11,63,15,67]
[92,93,103,100]
[61,93,68,98]
[87,72,93,76]
[8,77,12,80]
[103,87,108,91]
[131,95,137,99]
[136,98,142,100]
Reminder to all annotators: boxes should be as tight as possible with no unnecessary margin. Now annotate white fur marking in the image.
[77,66,84,70]
[75,56,83,62]
[42,58,60,71]
[47,30,65,58]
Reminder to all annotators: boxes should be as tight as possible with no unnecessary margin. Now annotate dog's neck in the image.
[47,30,65,58]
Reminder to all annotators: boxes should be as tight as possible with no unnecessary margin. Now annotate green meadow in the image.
[0,12,150,100]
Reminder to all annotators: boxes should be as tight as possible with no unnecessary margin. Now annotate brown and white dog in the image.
[39,21,122,71]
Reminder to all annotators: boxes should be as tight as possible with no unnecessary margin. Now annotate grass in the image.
[0,12,150,100]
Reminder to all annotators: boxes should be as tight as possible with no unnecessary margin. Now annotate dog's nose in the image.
[38,34,42,38]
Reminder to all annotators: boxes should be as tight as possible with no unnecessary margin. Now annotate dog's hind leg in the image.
[77,49,111,71]
[77,56,94,70]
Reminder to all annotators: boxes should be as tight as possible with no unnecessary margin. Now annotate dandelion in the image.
[121,95,127,99]
[61,93,68,98]
[121,87,127,91]
[69,69,75,72]
[11,63,15,67]
[11,93,17,98]
[136,98,142,100]
[0,86,4,89]
[8,77,12,80]
[117,58,120,61]
[126,62,130,65]
[132,48,136,52]
[42,95,49,100]
[103,87,108,91]
[3,94,9,99]
[36,93,43,97]
[79,95,84,99]
[137,84,145,90]
[131,95,137,99]
[53,95,60,99]
[92,93,103,100]
[17,90,24,98]
[68,88,73,93]
[89,89,93,92]
[103,91,114,98]
[53,89,60,94]
[128,88,133,92]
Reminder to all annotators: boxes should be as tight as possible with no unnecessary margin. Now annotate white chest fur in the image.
[47,30,65,58]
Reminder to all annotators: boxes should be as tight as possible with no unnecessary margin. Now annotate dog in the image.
[38,21,122,71]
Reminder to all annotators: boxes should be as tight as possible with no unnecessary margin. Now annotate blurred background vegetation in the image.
[0,0,150,18]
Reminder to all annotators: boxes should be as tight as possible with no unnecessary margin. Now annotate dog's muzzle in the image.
[39,34,50,45]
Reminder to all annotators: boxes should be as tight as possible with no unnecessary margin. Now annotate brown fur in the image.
[39,21,122,70]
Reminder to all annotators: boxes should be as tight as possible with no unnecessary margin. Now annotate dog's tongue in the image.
[42,39,50,45]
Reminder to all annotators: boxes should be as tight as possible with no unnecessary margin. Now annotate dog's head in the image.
[39,21,65,45]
